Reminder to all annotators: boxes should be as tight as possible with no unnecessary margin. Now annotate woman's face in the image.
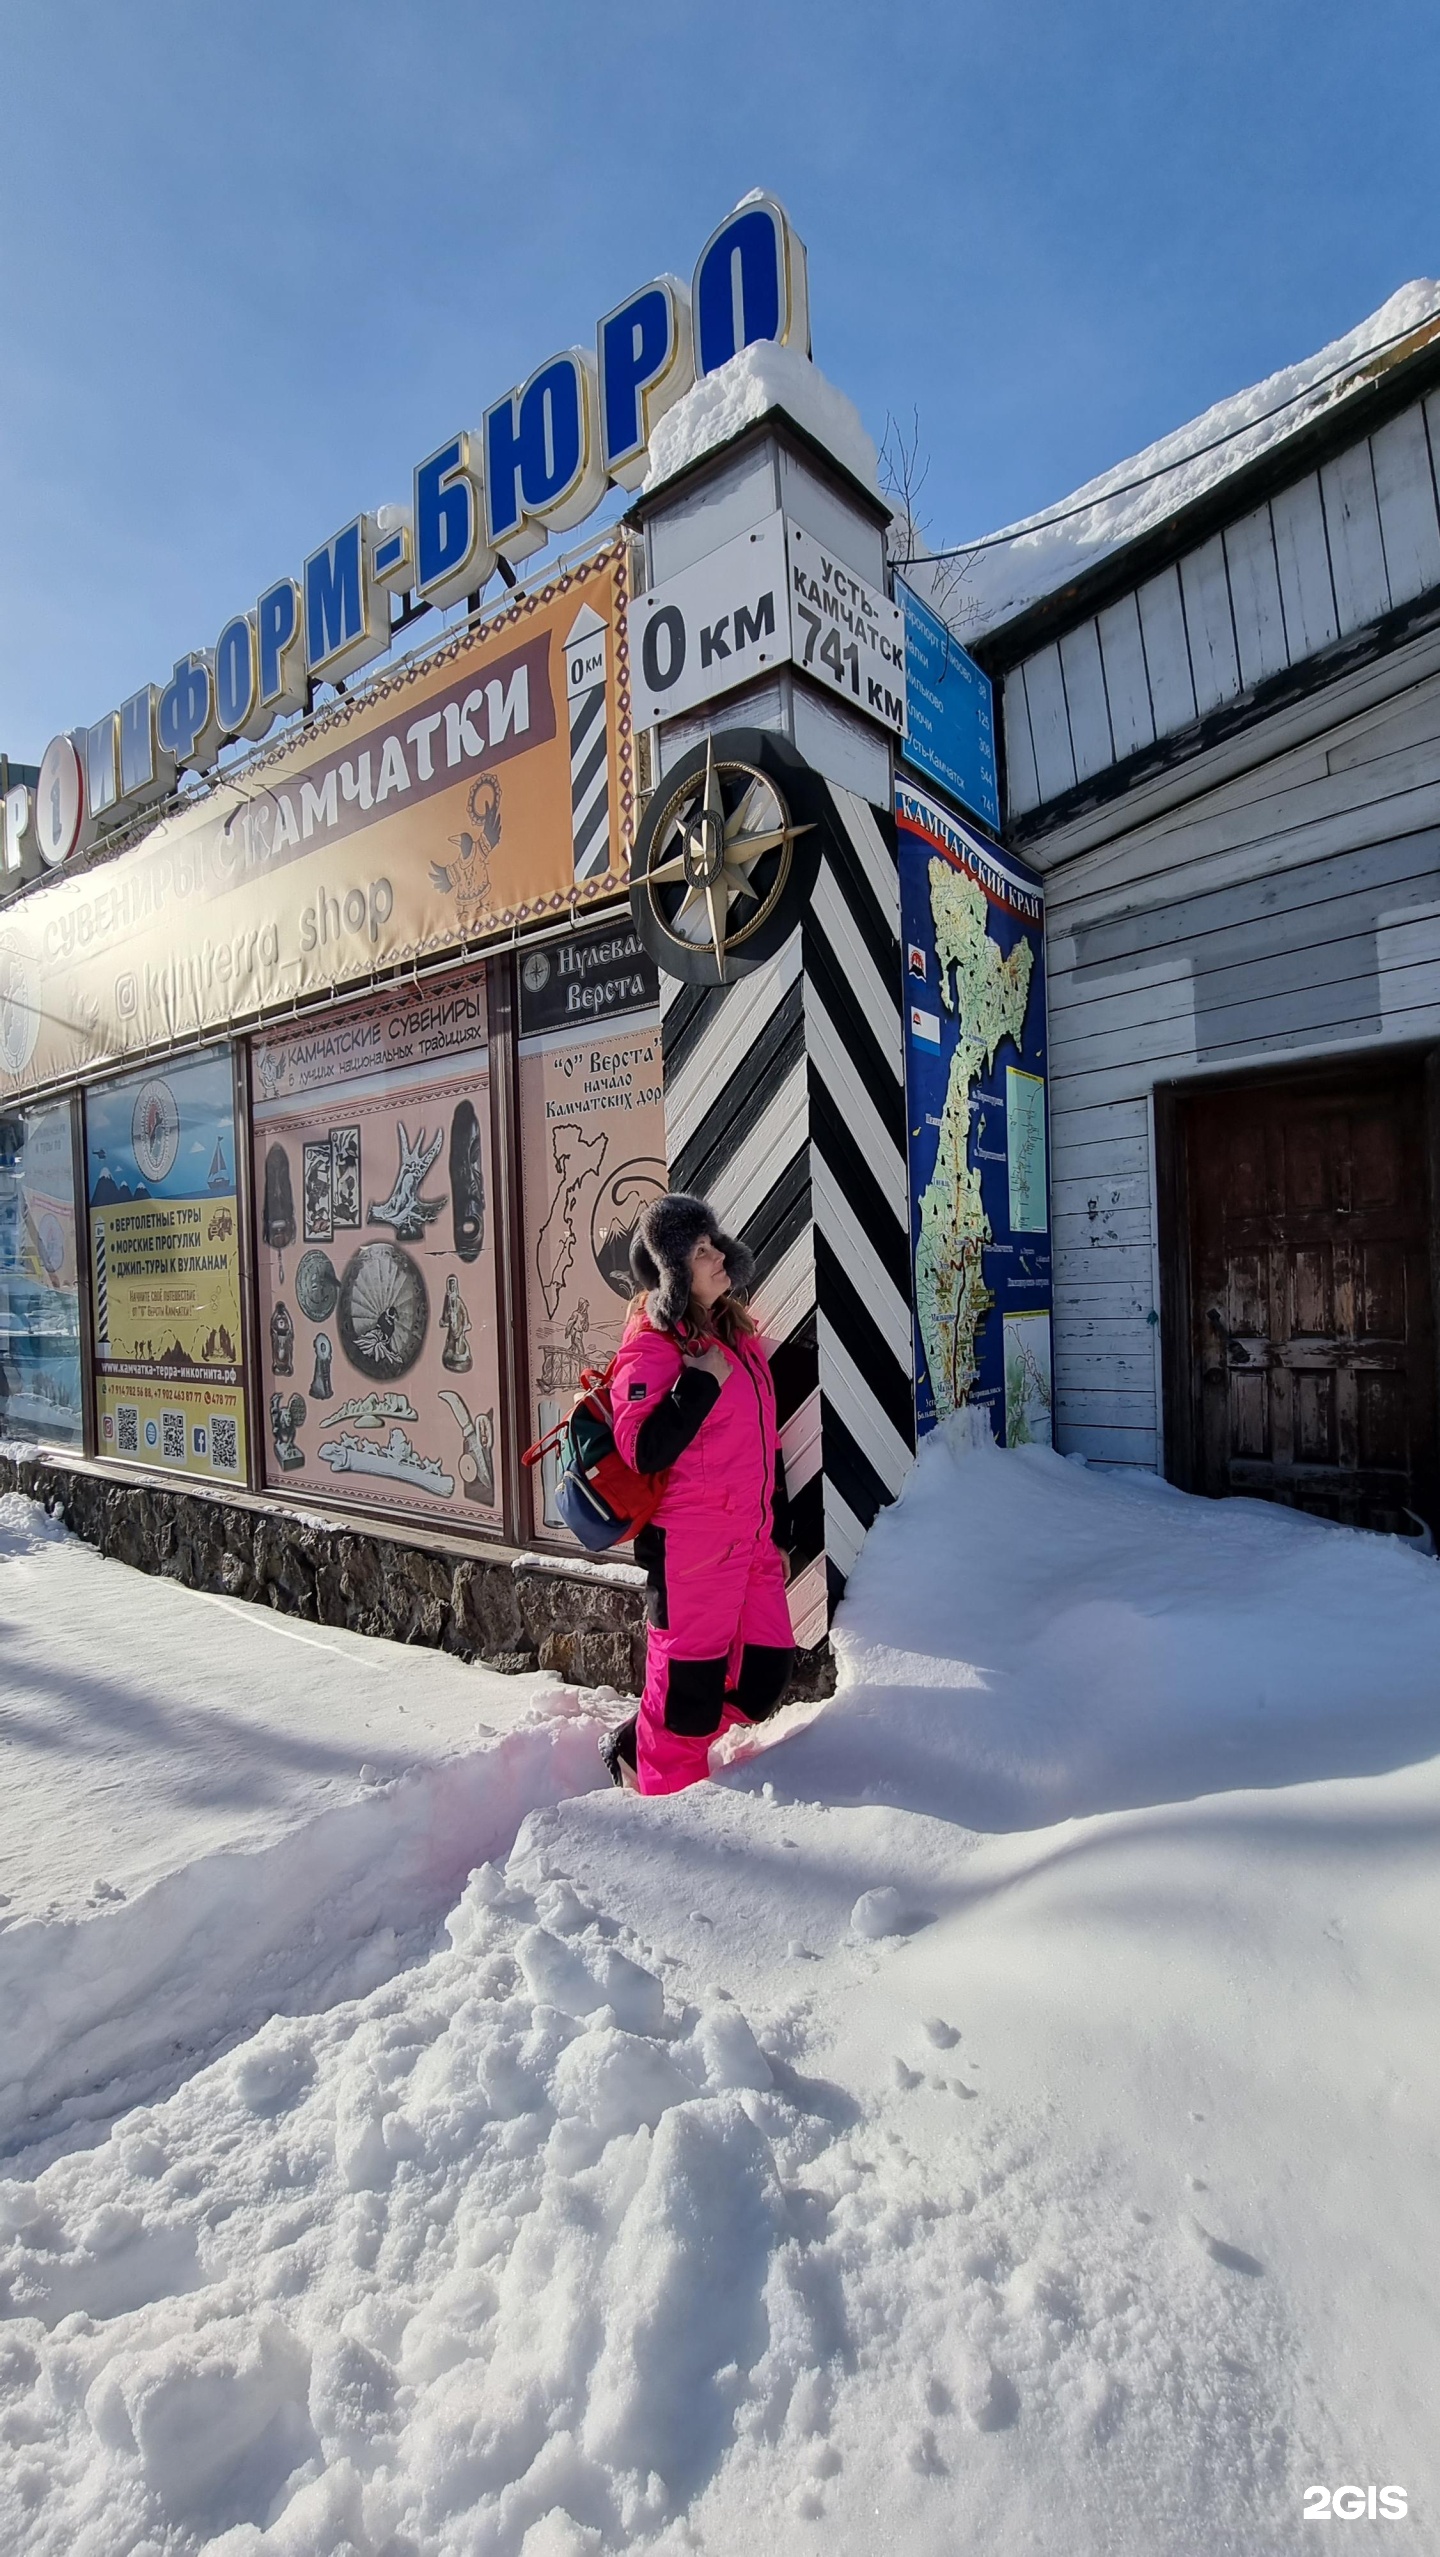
[688,1233,729,1312]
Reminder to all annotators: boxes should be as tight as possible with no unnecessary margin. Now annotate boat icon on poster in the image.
[316,1427,455,1499]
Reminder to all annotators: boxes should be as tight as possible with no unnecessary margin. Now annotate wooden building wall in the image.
[1042,627,1440,1467]
[1003,389,1440,820]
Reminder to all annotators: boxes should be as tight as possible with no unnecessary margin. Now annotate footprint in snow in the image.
[922,2017,960,2048]
[1186,2213,1264,2276]
[908,2425,949,2474]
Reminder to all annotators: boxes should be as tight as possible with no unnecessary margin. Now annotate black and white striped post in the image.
[631,418,914,1645]
[93,1216,110,1358]
[566,603,610,884]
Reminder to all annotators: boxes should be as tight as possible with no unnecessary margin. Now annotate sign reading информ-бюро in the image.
[1,195,813,892]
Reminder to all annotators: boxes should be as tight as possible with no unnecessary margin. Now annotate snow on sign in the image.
[627,511,906,732]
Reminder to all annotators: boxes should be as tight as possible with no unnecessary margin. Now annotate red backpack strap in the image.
[520,1416,568,1469]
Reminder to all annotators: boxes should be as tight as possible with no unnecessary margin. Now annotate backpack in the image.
[521,1358,667,1552]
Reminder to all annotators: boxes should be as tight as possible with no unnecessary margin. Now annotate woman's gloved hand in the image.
[684,1340,731,1386]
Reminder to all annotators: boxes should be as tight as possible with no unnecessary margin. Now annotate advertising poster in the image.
[0,1097,83,1445]
[0,545,636,1094]
[86,1048,247,1479]
[898,582,1001,833]
[251,966,500,1528]
[517,924,664,1538]
[896,778,1052,1445]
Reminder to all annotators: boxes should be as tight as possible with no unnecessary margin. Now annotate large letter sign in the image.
[29,197,809,857]
[414,433,494,610]
[484,351,607,561]
[598,278,695,488]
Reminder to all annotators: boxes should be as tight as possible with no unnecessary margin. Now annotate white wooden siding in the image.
[1223,506,1288,690]
[1096,593,1154,759]
[1058,620,1114,779]
[1043,653,1440,1468]
[1271,474,1339,662]
[1005,392,1440,820]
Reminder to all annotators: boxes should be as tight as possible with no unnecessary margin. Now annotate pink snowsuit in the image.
[610,1309,795,1796]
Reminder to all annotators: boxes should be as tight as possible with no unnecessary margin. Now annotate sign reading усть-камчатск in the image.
[628,513,906,733]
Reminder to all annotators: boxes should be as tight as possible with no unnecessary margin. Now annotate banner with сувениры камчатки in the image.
[0,546,635,1092]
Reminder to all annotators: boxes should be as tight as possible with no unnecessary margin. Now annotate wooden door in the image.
[1170,1057,1439,1533]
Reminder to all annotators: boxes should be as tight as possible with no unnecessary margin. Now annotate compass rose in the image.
[633,735,813,983]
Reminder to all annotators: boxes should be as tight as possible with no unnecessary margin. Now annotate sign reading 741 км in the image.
[628,511,906,734]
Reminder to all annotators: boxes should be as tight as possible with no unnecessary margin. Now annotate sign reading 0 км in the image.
[0,548,633,1093]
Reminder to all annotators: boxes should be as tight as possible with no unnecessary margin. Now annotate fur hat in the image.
[629,1191,756,1329]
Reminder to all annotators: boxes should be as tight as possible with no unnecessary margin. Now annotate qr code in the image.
[162,1409,186,1464]
[209,1414,238,1473]
[117,1405,139,1455]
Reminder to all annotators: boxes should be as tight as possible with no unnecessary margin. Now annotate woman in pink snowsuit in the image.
[602,1192,795,1796]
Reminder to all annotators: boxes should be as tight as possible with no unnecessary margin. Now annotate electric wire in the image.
[892,306,1440,569]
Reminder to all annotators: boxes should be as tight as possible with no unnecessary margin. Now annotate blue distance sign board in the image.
[896,779,1051,1448]
[897,582,1000,833]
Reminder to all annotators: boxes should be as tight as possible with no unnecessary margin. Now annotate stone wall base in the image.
[0,1452,836,1706]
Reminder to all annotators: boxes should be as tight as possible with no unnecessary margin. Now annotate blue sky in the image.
[3,0,1436,759]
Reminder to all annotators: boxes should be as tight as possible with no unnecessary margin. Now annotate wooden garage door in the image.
[1173,1057,1438,1534]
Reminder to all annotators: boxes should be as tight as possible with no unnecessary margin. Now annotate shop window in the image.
[516,925,664,1539]
[0,1097,84,1448]
[250,966,502,1527]
[85,1049,248,1480]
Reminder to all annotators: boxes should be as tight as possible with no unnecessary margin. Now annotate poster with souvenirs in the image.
[516,923,664,1539]
[250,966,501,1527]
[85,1047,248,1480]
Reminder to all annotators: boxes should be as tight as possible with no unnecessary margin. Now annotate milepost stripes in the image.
[660,778,913,1647]
[566,603,611,884]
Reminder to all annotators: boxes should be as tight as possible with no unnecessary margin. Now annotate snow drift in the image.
[2,1443,1439,2553]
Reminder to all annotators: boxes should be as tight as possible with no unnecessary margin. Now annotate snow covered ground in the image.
[1,1439,1437,2555]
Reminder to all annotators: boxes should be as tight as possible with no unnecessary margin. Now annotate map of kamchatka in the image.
[914,858,1035,1417]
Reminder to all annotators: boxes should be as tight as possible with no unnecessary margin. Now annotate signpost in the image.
[629,511,906,735]
[898,580,999,833]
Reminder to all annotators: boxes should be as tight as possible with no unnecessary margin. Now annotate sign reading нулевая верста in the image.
[628,513,906,733]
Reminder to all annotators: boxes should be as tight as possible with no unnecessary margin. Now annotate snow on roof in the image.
[923,281,1440,645]
[642,337,882,501]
